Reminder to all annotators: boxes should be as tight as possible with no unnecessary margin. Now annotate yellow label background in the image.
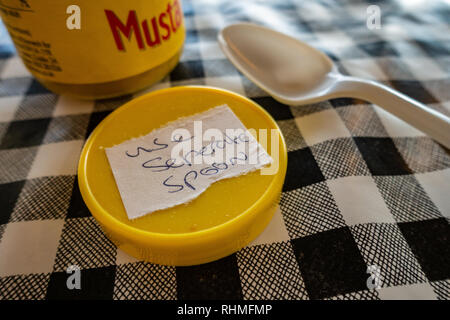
[0,0,185,84]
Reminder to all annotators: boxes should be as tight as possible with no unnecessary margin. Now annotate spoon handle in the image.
[333,76,450,149]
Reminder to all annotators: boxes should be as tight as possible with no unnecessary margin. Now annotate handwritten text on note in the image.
[105,105,273,220]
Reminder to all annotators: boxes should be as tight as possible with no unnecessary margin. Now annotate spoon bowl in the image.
[218,23,450,148]
[219,23,336,103]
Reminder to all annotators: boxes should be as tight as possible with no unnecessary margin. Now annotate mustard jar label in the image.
[0,0,185,84]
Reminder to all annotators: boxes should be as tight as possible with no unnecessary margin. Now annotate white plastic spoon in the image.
[218,23,450,149]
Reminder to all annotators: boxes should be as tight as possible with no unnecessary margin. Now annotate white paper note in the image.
[105,105,273,220]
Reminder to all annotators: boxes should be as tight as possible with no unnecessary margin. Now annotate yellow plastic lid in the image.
[78,86,287,265]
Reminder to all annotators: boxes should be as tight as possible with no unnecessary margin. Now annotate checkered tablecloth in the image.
[0,0,449,300]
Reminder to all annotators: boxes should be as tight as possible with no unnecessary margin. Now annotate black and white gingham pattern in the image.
[0,0,449,300]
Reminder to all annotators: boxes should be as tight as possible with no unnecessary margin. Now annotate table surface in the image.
[0,0,449,300]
